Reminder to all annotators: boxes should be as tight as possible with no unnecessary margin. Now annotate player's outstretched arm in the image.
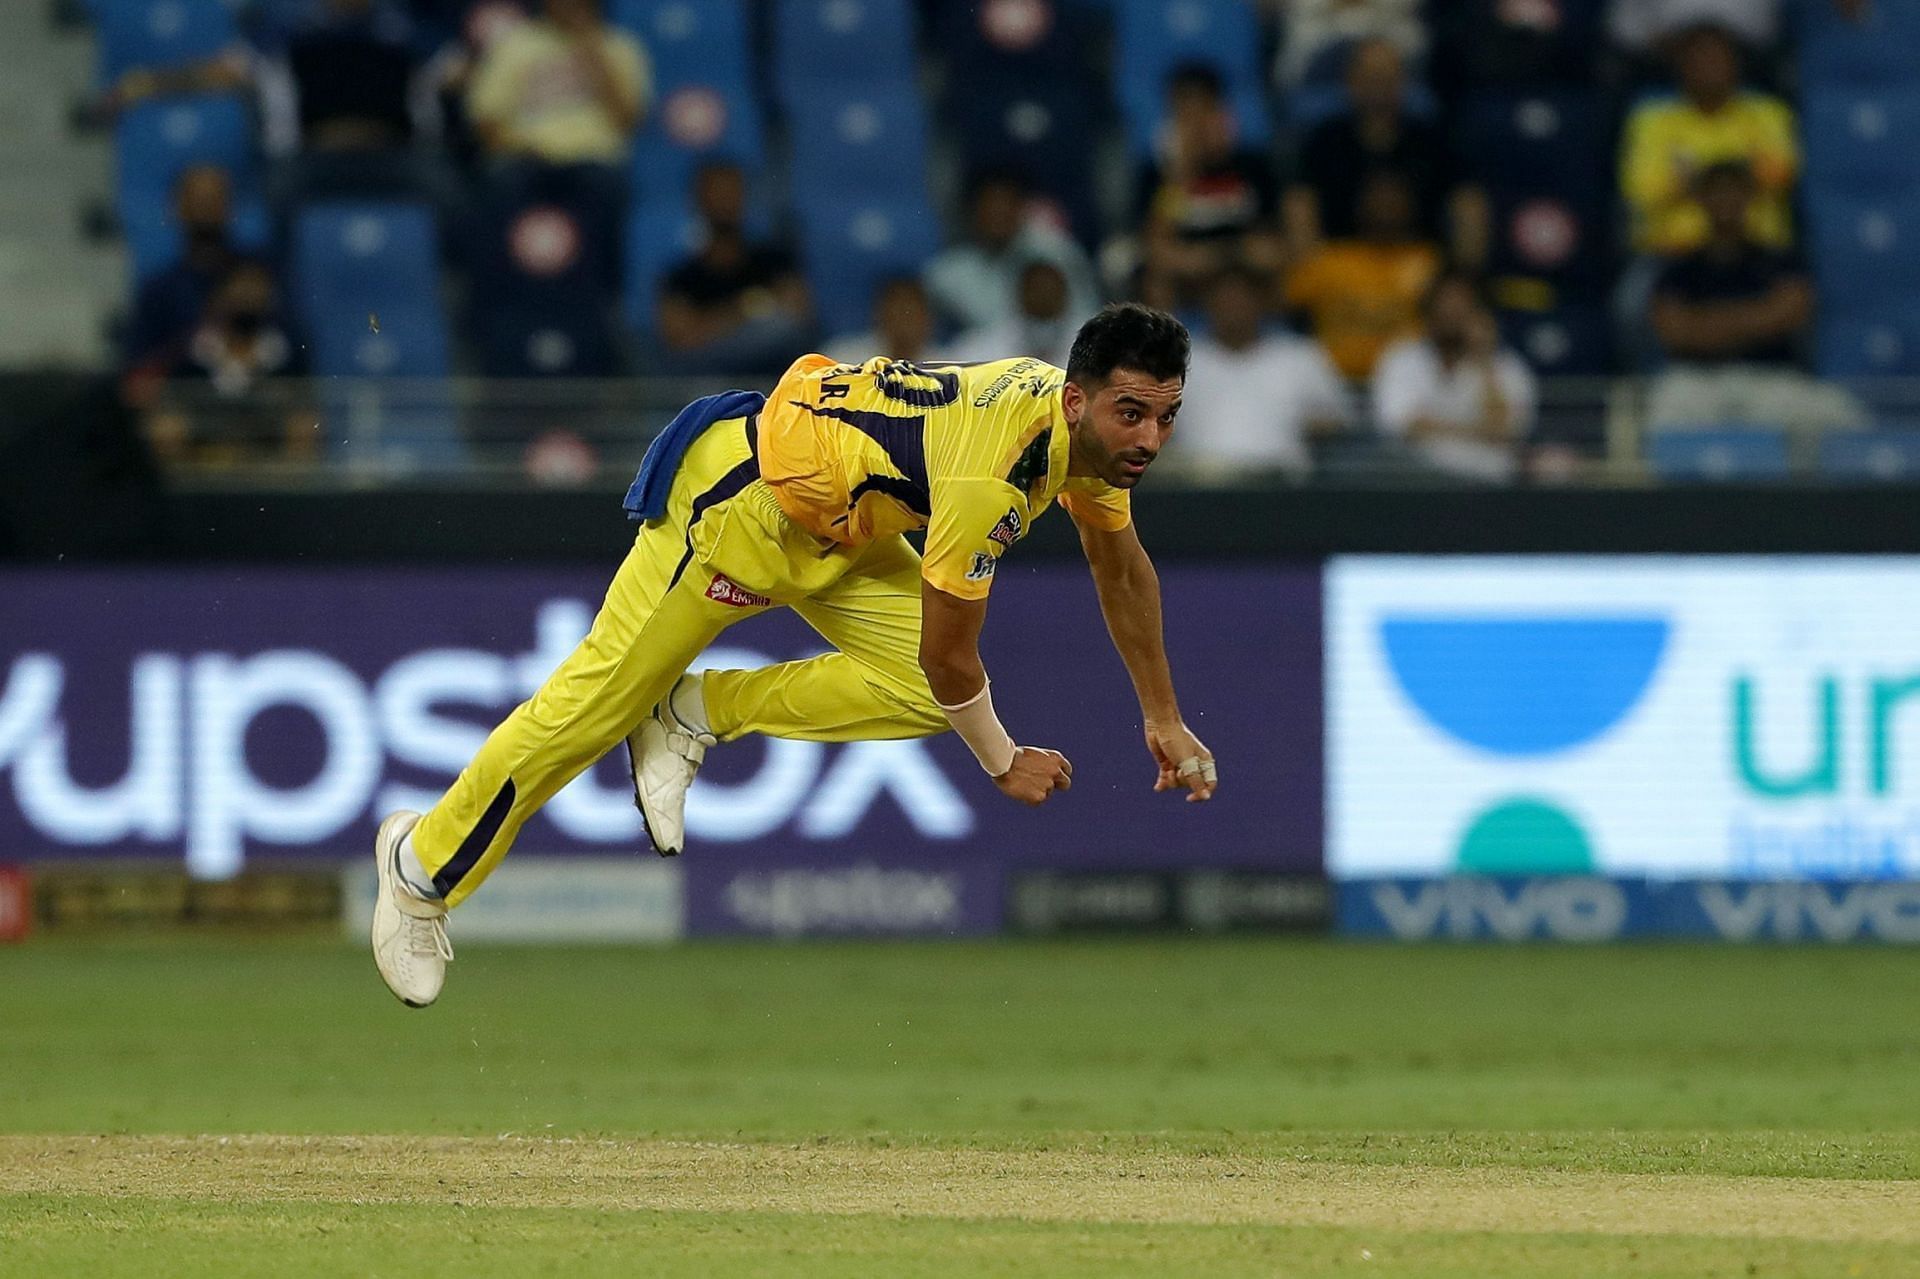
[1074,517,1218,802]
[919,581,1072,806]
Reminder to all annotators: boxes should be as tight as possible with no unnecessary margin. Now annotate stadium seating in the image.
[1815,304,1920,379]
[113,93,257,280]
[291,203,464,464]
[1645,427,1792,483]
[793,196,942,334]
[1432,0,1603,89]
[773,0,918,98]
[1456,90,1612,290]
[1498,304,1611,378]
[623,201,704,336]
[946,78,1101,244]
[92,0,235,85]
[1816,428,1920,482]
[1112,0,1270,153]
[1801,87,1920,195]
[616,0,763,200]
[1804,188,1920,313]
[478,306,621,379]
[1793,0,1920,89]
[787,82,933,190]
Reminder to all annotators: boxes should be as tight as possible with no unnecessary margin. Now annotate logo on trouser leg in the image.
[706,573,771,608]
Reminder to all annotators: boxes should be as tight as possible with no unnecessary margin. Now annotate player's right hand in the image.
[993,747,1072,806]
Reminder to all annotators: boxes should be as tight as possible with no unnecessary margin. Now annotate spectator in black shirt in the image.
[259,0,468,240]
[1646,160,1860,438]
[123,166,245,396]
[1285,38,1489,271]
[656,162,813,375]
[1132,63,1283,307]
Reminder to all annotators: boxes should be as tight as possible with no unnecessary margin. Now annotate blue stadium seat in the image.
[795,196,942,335]
[114,94,257,279]
[1646,427,1791,482]
[1801,88,1920,194]
[292,203,463,463]
[773,0,917,97]
[1815,304,1920,378]
[1805,188,1920,312]
[623,201,704,335]
[948,78,1101,243]
[121,194,270,284]
[1817,428,1920,481]
[1458,91,1611,287]
[479,306,621,378]
[933,0,1095,78]
[1794,0,1920,89]
[616,0,763,202]
[1499,304,1610,377]
[1114,0,1270,153]
[787,82,931,191]
[93,0,236,85]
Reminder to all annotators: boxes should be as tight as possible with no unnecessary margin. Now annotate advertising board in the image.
[0,564,1322,934]
[1329,557,1920,882]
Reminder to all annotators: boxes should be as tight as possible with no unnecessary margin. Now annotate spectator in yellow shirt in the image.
[1619,23,1797,256]
[1284,170,1440,381]
[468,0,650,168]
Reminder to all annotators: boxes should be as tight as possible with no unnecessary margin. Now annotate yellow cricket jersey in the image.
[1620,93,1799,254]
[758,354,1131,600]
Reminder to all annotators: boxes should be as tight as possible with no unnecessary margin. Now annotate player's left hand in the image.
[1144,720,1217,803]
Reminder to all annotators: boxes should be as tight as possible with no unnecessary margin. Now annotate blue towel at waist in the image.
[622,389,766,521]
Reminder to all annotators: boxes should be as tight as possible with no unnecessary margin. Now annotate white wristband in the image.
[938,678,1018,776]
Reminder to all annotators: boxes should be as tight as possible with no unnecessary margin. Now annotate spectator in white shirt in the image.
[1371,271,1535,482]
[924,169,1101,333]
[948,259,1091,369]
[1178,265,1353,479]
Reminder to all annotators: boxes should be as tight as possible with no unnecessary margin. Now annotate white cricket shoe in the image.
[626,678,716,857]
[370,810,452,1008]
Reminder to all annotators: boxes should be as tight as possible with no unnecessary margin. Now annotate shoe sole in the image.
[371,811,433,1009]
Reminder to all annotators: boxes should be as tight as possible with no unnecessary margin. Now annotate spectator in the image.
[1284,37,1488,272]
[1619,23,1796,259]
[1646,162,1861,438]
[1179,265,1353,479]
[656,162,812,375]
[256,0,469,227]
[1372,270,1535,483]
[923,169,1100,334]
[1131,64,1283,306]
[948,260,1089,368]
[1283,169,1440,380]
[1272,0,1427,89]
[466,0,648,169]
[122,166,245,389]
[467,0,648,257]
[824,277,948,366]
[145,260,313,465]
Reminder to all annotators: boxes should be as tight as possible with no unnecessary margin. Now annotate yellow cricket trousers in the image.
[409,413,946,906]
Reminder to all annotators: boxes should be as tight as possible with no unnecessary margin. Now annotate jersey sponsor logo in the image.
[988,508,1024,549]
[965,552,998,582]
[706,574,771,609]
[971,358,1041,407]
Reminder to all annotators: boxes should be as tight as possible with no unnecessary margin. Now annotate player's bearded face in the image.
[1067,370,1183,489]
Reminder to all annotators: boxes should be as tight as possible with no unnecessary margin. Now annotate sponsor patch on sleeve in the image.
[987,508,1024,549]
[965,551,999,582]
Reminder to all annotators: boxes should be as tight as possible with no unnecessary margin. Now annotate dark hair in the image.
[1067,304,1190,387]
[1166,61,1225,102]
[964,164,1029,203]
[1421,267,1491,317]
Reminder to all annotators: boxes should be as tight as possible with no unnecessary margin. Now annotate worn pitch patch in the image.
[2,1135,1917,1244]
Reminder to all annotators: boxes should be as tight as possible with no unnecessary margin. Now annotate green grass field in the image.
[3,937,1918,1276]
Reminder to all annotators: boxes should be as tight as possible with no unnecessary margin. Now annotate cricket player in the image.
[372,303,1219,1006]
